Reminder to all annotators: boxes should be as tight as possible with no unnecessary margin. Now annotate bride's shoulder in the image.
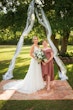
[31,44,34,47]
[30,45,35,49]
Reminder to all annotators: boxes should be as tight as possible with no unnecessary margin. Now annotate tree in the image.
[0,0,73,54]
[44,0,73,54]
[0,0,32,14]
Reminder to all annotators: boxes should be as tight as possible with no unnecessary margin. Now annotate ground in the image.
[0,80,73,100]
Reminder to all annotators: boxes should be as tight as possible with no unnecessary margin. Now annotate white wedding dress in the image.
[3,46,45,94]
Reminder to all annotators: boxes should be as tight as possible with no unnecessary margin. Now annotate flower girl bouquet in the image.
[34,49,47,63]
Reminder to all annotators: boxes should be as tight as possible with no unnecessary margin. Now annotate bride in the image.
[3,36,45,94]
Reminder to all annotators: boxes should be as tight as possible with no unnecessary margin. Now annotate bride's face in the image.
[33,38,38,44]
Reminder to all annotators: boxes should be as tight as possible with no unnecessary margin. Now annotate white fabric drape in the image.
[35,6,68,80]
[3,0,35,80]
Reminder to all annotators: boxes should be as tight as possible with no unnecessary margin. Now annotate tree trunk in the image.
[51,34,59,52]
[60,31,70,55]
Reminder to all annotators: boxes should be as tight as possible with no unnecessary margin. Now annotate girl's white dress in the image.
[3,46,45,94]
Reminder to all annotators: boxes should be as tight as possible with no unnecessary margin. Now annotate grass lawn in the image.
[0,45,73,110]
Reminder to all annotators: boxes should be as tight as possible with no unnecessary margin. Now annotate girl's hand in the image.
[42,62,46,65]
[45,60,50,64]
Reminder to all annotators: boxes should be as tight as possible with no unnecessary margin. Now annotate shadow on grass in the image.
[13,64,29,79]
[0,49,30,54]
[0,58,30,81]
[0,50,15,53]
[54,64,59,80]
[0,100,73,110]
[20,51,30,54]
[0,60,10,81]
[0,59,58,81]
[0,50,30,55]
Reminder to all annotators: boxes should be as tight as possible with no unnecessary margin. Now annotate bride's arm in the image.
[30,45,35,58]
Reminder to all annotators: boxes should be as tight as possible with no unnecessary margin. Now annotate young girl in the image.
[41,39,54,91]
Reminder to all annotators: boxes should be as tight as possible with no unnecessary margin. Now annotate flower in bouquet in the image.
[41,53,48,63]
[34,49,48,63]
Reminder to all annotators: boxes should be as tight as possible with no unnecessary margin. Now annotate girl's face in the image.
[33,37,38,44]
[42,41,48,47]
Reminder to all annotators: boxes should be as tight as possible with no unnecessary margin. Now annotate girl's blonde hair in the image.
[42,38,48,43]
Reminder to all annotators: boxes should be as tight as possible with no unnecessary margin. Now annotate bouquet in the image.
[34,49,48,63]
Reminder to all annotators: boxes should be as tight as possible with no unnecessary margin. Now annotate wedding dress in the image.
[3,46,45,94]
